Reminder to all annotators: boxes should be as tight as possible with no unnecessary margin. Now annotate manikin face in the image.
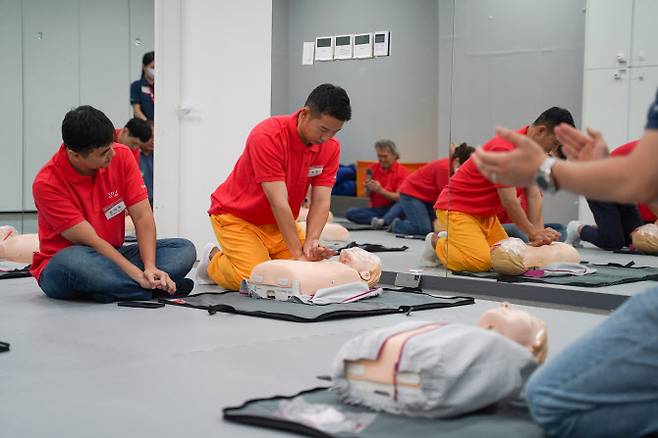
[297,108,344,145]
[478,302,548,363]
[67,143,115,175]
[339,247,382,288]
[376,148,397,170]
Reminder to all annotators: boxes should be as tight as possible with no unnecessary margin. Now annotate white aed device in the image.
[374,31,390,57]
[334,34,353,60]
[353,33,373,59]
[315,36,334,61]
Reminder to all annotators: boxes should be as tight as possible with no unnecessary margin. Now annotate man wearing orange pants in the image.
[423,107,573,272]
[196,84,352,290]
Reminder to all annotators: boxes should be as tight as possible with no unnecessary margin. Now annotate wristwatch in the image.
[535,157,559,193]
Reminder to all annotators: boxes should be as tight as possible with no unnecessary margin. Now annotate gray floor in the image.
[1,230,655,437]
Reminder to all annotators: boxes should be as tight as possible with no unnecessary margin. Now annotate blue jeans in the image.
[526,287,658,437]
[502,223,566,243]
[345,204,403,225]
[39,238,196,303]
[581,199,644,250]
[390,194,436,236]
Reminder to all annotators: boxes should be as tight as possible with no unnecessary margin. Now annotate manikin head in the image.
[374,140,399,170]
[339,247,382,288]
[62,105,116,175]
[478,302,548,364]
[297,83,351,146]
[526,107,575,155]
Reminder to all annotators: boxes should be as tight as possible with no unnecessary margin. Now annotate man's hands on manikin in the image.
[528,227,561,247]
[298,238,336,261]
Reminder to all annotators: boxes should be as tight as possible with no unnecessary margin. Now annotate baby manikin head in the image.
[631,223,658,254]
[478,302,547,364]
[339,247,382,288]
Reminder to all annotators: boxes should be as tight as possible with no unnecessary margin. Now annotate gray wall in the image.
[273,0,440,164]
[439,0,586,223]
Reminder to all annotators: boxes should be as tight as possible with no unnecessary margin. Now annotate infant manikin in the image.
[243,247,382,304]
[491,237,581,276]
[332,303,546,418]
[631,223,658,253]
[0,226,39,264]
[298,221,350,250]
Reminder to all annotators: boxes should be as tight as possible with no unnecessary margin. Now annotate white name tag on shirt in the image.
[141,86,151,93]
[103,200,126,220]
[308,166,324,177]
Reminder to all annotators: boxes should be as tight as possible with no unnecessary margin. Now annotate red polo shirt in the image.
[208,111,340,225]
[611,140,657,222]
[114,128,140,164]
[498,188,528,224]
[30,144,148,281]
[399,157,450,203]
[435,127,525,216]
[368,161,410,208]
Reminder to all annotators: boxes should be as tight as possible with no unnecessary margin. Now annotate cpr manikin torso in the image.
[332,303,546,418]
[0,226,39,264]
[491,237,581,276]
[631,223,658,253]
[244,247,382,304]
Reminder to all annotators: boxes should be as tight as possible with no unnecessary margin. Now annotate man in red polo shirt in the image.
[345,140,410,228]
[114,118,152,164]
[196,84,351,290]
[32,105,196,302]
[427,107,573,272]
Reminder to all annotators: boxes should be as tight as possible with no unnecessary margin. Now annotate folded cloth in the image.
[524,263,597,278]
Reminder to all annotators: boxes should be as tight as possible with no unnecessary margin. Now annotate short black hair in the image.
[141,51,154,78]
[124,118,152,142]
[61,105,115,155]
[451,142,475,166]
[533,107,575,130]
[304,83,351,121]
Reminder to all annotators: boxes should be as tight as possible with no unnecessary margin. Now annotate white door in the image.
[627,66,658,141]
[584,0,632,70]
[631,0,658,67]
[582,68,631,149]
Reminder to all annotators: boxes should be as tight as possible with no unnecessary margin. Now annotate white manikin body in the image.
[0,226,39,264]
[491,238,581,276]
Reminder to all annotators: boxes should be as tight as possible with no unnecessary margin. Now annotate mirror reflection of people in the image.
[564,139,658,250]
[197,84,351,291]
[430,108,573,272]
[130,51,155,121]
[389,143,475,236]
[345,140,410,229]
[138,128,154,205]
[471,88,658,438]
[31,106,195,302]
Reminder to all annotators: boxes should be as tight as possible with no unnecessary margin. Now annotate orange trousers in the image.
[435,210,508,272]
[207,213,305,290]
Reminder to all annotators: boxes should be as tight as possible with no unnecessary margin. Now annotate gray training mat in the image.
[452,262,658,287]
[222,386,543,438]
[160,290,474,323]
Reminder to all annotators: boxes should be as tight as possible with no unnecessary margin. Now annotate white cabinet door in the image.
[582,68,630,149]
[628,66,658,140]
[584,0,632,69]
[22,0,79,210]
[0,0,23,212]
[631,0,658,67]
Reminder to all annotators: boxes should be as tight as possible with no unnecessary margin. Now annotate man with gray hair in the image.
[345,139,410,228]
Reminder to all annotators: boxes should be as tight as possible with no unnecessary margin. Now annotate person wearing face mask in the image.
[345,140,410,228]
[196,84,352,291]
[428,107,574,273]
[130,51,155,121]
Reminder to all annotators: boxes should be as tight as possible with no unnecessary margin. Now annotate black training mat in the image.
[614,249,658,257]
[333,220,376,231]
[0,265,31,280]
[336,242,408,253]
[160,290,474,323]
[395,234,426,241]
[223,386,543,438]
[452,262,658,288]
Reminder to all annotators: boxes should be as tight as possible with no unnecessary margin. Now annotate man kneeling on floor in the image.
[197,84,352,290]
[31,105,196,302]
[426,107,574,272]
